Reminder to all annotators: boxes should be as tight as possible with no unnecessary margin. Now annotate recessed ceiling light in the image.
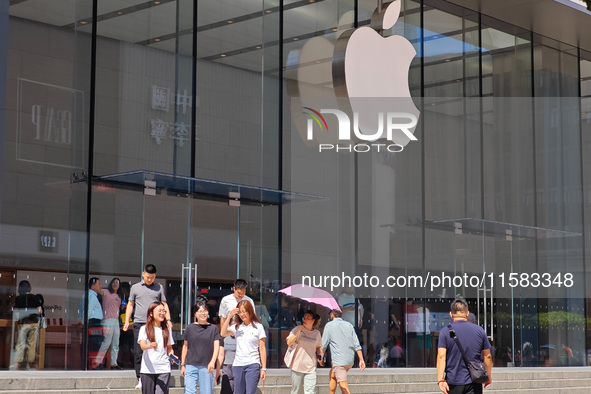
[227,20,233,24]
[265,10,272,13]
[445,59,451,62]
[154,1,161,4]
[332,28,338,32]
[220,54,227,57]
[293,37,299,41]
[154,38,160,42]
[80,21,88,25]
[255,46,261,49]
[117,11,123,15]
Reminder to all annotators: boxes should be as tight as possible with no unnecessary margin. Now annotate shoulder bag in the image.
[448,324,489,384]
[284,330,301,368]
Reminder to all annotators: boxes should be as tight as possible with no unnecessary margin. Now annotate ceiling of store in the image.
[445,0,591,54]
[8,0,591,73]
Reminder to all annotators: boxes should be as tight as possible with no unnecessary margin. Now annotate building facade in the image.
[0,0,590,370]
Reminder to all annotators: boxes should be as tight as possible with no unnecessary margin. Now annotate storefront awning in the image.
[383,218,582,240]
[94,170,328,206]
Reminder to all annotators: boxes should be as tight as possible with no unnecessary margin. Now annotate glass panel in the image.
[534,38,585,366]
[92,0,194,176]
[2,0,92,370]
[581,50,591,366]
[421,1,481,368]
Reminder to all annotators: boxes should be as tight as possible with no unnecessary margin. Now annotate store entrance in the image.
[66,171,306,370]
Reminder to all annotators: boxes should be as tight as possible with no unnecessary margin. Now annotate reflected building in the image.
[1,0,591,369]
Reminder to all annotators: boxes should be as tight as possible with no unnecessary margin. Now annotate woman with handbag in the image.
[285,311,323,394]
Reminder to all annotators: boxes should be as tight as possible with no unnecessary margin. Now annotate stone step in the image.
[4,386,591,394]
[0,368,590,393]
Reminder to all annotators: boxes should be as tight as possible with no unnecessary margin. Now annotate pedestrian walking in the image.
[285,310,323,394]
[97,278,124,369]
[123,265,172,390]
[181,301,221,394]
[321,309,366,394]
[217,279,256,393]
[437,297,493,394]
[220,300,266,394]
[138,302,176,394]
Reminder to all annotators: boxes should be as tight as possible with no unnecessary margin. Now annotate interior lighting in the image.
[154,38,161,42]
[117,11,124,15]
[220,54,227,57]
[80,21,88,25]
[265,10,272,13]
[154,1,161,4]
[445,59,451,62]
[255,46,262,49]
[227,20,233,23]
[293,37,299,41]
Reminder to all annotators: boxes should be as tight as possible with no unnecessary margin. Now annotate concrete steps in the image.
[0,368,589,393]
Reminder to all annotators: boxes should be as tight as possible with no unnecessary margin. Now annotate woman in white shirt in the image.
[138,302,176,394]
[285,311,323,394]
[220,300,266,394]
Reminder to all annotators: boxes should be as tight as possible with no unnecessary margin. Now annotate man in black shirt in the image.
[12,280,43,370]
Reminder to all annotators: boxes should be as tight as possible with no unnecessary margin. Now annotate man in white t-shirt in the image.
[217,279,256,393]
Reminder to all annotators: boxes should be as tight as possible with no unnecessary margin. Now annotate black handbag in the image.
[448,324,489,384]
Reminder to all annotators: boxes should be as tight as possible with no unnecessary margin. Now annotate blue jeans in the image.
[184,364,214,394]
[232,364,260,394]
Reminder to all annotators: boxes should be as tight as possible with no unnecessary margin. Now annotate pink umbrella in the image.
[279,284,341,311]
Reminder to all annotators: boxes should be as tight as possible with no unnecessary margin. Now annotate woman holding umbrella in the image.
[285,310,323,394]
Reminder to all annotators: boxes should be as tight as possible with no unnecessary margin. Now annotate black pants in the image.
[133,323,146,378]
[140,372,170,394]
[448,383,483,394]
[88,318,104,367]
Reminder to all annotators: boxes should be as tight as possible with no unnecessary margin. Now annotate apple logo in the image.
[333,0,420,147]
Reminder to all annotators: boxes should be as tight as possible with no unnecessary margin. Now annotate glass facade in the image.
[0,0,590,370]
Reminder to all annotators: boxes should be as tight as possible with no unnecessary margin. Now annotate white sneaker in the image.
[135,378,142,390]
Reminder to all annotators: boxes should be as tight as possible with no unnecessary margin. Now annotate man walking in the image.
[321,309,366,394]
[437,298,492,394]
[217,279,255,393]
[123,264,172,390]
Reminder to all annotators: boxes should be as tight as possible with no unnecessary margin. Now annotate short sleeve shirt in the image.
[14,294,41,323]
[138,326,175,374]
[102,290,121,319]
[289,327,322,373]
[129,282,167,323]
[218,294,255,318]
[182,323,221,366]
[221,336,237,365]
[438,321,491,385]
[227,322,266,367]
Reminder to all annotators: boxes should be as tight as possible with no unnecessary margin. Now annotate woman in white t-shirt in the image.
[285,311,323,394]
[220,300,267,394]
[138,302,176,394]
